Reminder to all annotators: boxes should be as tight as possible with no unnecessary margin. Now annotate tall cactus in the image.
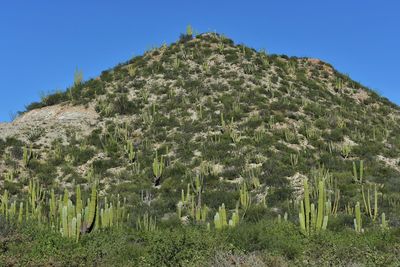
[214,204,228,230]
[86,184,97,231]
[152,152,165,185]
[354,202,363,233]
[362,184,378,221]
[23,144,33,168]
[239,182,251,217]
[353,160,364,183]
[136,212,157,232]
[75,185,82,217]
[299,179,329,235]
[124,140,136,163]
[380,213,388,230]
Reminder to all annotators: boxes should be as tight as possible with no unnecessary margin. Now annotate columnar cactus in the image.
[124,140,136,163]
[23,145,33,167]
[75,185,82,217]
[239,182,251,217]
[299,179,328,235]
[136,212,157,232]
[362,184,378,221]
[229,208,240,227]
[353,160,364,183]
[381,213,388,230]
[214,204,228,230]
[152,153,165,185]
[86,184,97,231]
[354,202,363,233]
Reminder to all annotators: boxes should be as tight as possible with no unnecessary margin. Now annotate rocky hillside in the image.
[1,32,400,217]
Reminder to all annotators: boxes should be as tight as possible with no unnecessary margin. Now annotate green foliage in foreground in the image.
[1,216,399,266]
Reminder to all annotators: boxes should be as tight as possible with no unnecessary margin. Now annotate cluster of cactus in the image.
[58,184,129,240]
[152,152,165,185]
[0,190,10,220]
[177,177,209,223]
[283,128,296,143]
[290,153,299,167]
[208,133,221,144]
[23,144,34,168]
[4,169,15,181]
[0,181,129,241]
[212,204,229,230]
[213,204,240,230]
[239,182,251,217]
[304,125,319,140]
[186,24,193,36]
[361,183,379,221]
[74,68,83,86]
[353,160,364,183]
[220,112,234,134]
[335,77,343,91]
[124,140,136,163]
[277,212,288,223]
[253,129,266,143]
[100,123,134,156]
[136,212,157,232]
[173,56,181,69]
[310,165,332,198]
[340,144,351,159]
[127,65,136,76]
[242,167,261,189]
[299,179,329,235]
[230,130,241,144]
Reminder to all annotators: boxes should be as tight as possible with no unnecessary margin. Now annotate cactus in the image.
[152,152,165,185]
[335,77,343,91]
[18,202,23,224]
[341,145,351,159]
[229,207,240,227]
[353,160,364,183]
[23,144,33,167]
[61,205,69,237]
[191,174,204,207]
[354,202,363,233]
[85,184,97,231]
[75,186,82,214]
[186,24,193,36]
[290,153,299,167]
[0,190,9,219]
[299,179,328,235]
[0,179,131,241]
[128,65,136,76]
[362,184,378,221]
[74,68,83,86]
[214,204,228,230]
[124,140,136,163]
[239,182,251,217]
[136,212,157,232]
[381,213,389,230]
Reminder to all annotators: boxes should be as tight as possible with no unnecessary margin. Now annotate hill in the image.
[1,32,400,266]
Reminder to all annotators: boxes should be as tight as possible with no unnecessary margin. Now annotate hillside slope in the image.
[1,32,400,218]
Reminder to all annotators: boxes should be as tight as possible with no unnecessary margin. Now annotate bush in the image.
[143,227,221,266]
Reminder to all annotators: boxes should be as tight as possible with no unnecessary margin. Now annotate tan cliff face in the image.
[0,103,99,145]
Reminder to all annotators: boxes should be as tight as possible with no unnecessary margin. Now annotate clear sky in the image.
[1,1,399,122]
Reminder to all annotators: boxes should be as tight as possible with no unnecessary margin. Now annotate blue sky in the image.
[1,1,399,122]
